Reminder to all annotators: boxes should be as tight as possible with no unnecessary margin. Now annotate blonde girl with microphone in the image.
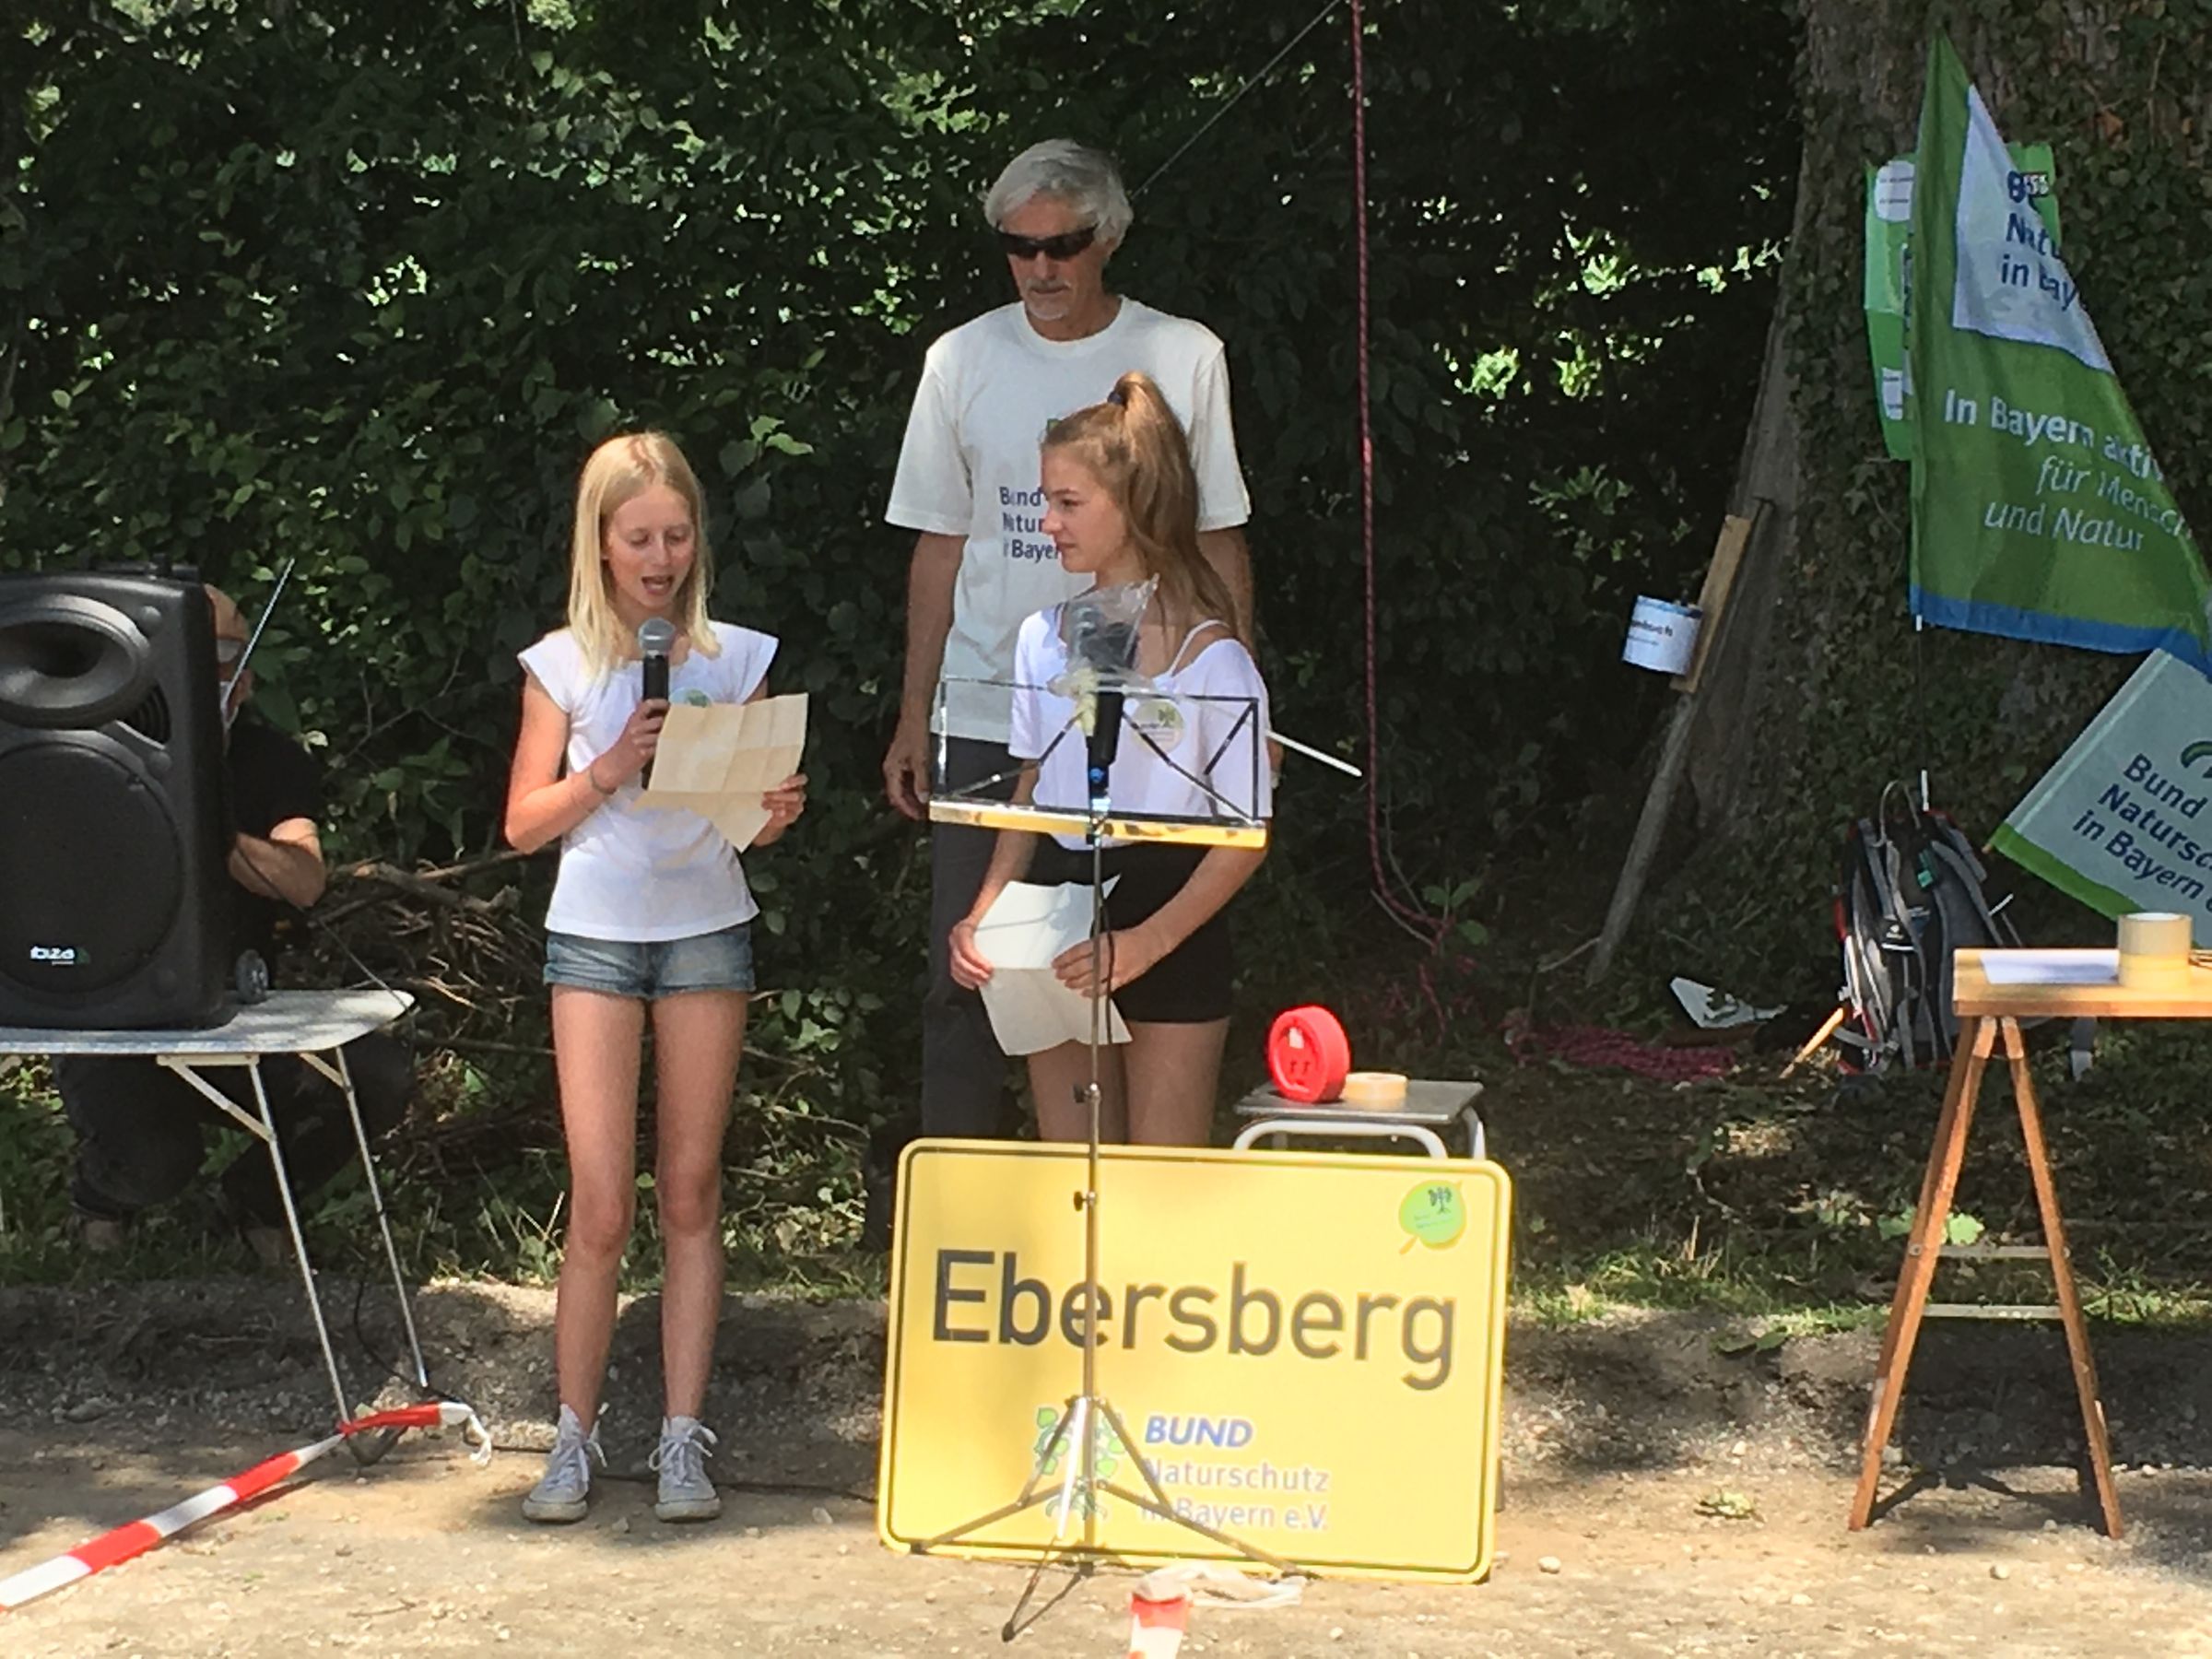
[505,431,806,1525]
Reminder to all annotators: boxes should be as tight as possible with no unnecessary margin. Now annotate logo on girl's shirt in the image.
[678,689,714,708]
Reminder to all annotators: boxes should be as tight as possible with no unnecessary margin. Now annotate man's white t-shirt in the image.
[886,299,1252,744]
[1009,606,1272,850]
[518,621,777,942]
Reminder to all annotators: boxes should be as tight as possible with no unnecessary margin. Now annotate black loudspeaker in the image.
[0,571,233,1029]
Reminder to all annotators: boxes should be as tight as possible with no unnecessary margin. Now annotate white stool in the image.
[1230,1079,1486,1161]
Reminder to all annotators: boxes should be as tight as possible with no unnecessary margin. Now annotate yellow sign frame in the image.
[877,1140,1511,1583]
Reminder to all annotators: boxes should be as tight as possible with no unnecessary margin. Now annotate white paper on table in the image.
[974,879,1132,1056]
[1978,948,2118,985]
[636,693,807,851]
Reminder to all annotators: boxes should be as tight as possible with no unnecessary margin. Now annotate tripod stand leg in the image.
[1000,1547,1093,1643]
[1054,1396,1089,1541]
[1096,1480,1300,1574]
[1092,1399,1302,1577]
[910,1394,1080,1554]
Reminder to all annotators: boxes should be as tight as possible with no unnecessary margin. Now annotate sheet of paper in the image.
[1979,948,2118,985]
[974,880,1130,1056]
[636,693,806,852]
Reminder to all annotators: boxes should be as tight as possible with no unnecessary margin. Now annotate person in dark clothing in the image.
[62,585,411,1260]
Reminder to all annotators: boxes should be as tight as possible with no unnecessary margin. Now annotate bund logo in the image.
[2179,740,2212,778]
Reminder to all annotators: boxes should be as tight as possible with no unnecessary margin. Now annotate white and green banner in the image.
[1906,35,2212,670]
[1865,143,2056,461]
[1995,651,2212,942]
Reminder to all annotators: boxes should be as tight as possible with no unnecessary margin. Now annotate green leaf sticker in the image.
[1398,1181,1467,1251]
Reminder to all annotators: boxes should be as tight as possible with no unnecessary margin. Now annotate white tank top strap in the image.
[1167,618,1232,677]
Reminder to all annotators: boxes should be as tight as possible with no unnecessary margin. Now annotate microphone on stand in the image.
[1085,685,1124,818]
[638,617,676,787]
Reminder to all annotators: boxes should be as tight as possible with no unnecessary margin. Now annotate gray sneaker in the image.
[521,1405,602,1524]
[651,1416,722,1522]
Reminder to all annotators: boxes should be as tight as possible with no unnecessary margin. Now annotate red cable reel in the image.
[1266,1005,1352,1104]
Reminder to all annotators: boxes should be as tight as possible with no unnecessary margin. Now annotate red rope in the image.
[1350,0,1445,960]
[1509,1024,1738,1083]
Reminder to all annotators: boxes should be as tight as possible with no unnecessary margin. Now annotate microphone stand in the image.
[911,690,1295,1639]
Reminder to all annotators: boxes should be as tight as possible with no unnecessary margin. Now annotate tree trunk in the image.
[1660,0,2207,994]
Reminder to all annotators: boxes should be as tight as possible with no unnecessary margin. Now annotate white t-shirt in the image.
[1009,606,1272,850]
[886,299,1252,743]
[518,622,777,942]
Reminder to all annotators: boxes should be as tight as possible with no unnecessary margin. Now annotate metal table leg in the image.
[300,1044,429,1464]
[308,1045,428,1391]
[249,1058,357,1431]
[1231,1118,1450,1159]
[159,1056,358,1430]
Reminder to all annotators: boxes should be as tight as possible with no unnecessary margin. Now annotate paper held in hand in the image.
[636,693,807,851]
[973,879,1132,1055]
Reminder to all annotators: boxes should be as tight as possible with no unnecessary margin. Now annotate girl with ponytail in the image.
[947,371,1270,1146]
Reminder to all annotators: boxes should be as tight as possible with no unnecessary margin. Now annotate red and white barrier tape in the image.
[0,1400,488,1614]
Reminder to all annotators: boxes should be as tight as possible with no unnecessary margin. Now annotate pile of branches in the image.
[294,856,872,1215]
[292,852,555,1182]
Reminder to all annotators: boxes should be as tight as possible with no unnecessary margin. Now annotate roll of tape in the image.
[2119,911,2193,988]
[1338,1071,1409,1111]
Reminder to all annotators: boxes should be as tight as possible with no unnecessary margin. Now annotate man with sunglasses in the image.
[60,585,411,1263]
[880,138,1253,1166]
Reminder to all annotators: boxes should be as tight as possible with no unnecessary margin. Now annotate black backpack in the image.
[1833,784,2022,1072]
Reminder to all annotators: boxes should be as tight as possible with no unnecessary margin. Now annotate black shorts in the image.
[1024,841,1234,1024]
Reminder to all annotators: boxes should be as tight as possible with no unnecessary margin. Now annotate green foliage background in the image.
[0,0,1802,1272]
[2,0,1798,996]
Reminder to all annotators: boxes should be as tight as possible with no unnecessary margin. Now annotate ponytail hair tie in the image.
[1108,384,1129,407]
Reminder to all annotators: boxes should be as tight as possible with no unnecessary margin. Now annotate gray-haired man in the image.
[881,138,1254,1142]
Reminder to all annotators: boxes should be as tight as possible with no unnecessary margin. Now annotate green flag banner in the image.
[1865,143,2055,462]
[1907,35,2212,670]
[1994,651,2212,942]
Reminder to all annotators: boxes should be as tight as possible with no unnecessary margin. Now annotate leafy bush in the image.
[1,0,1797,1272]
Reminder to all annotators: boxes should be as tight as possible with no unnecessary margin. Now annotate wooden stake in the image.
[1782,1004,1849,1077]
[1587,506,1765,986]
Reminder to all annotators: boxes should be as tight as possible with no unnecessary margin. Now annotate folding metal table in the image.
[0,989,425,1430]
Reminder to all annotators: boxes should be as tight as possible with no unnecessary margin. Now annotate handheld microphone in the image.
[1085,686,1124,816]
[638,617,676,785]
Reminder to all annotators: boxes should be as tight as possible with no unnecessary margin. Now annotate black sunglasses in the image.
[997,225,1098,262]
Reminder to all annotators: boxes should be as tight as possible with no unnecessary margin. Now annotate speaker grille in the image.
[0,742,184,994]
[119,686,171,745]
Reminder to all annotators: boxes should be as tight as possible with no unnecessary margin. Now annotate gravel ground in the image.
[4,1278,2211,1654]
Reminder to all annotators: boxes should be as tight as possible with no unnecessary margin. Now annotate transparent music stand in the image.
[912,670,1298,1623]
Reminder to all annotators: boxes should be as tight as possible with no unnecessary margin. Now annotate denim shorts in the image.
[543,924,755,999]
